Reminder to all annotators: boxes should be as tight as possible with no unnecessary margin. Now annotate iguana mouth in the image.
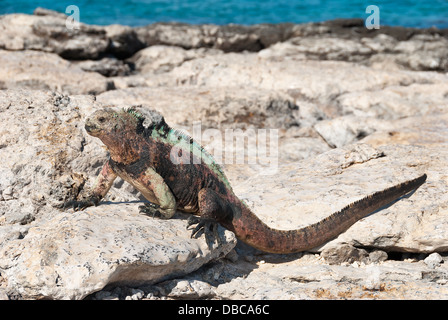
[85,123,100,136]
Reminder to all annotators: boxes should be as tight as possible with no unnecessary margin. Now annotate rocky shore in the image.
[0,8,447,300]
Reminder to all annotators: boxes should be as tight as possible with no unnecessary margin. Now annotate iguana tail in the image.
[230,174,427,254]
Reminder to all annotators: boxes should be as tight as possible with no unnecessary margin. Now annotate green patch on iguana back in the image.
[151,123,233,191]
[123,106,233,191]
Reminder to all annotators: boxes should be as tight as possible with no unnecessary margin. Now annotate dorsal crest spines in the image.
[124,105,169,136]
[124,106,145,121]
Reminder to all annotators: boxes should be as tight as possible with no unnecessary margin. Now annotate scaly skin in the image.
[66,107,427,253]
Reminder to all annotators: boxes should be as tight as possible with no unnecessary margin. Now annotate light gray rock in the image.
[74,57,131,77]
[0,289,9,300]
[258,36,373,62]
[335,83,448,119]
[391,35,448,71]
[160,279,216,299]
[147,52,446,103]
[213,253,448,299]
[96,86,299,130]
[313,116,381,148]
[0,50,113,94]
[212,254,448,300]
[0,225,29,246]
[321,244,369,265]
[0,90,81,227]
[259,32,448,72]
[424,253,443,269]
[129,45,221,74]
[278,137,331,163]
[0,13,109,60]
[368,250,388,264]
[0,205,236,299]
[0,11,146,60]
[0,89,146,240]
[134,22,299,52]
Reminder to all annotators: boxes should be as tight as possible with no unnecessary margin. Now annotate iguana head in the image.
[85,106,167,164]
[85,106,166,138]
[85,109,124,138]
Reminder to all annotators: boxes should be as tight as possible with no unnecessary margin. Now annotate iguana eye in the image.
[98,117,106,123]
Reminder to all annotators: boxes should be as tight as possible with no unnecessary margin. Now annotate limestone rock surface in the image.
[0,10,448,300]
[0,50,113,94]
[0,205,235,299]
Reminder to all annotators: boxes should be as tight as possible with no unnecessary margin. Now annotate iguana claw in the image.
[139,202,163,218]
[187,215,221,248]
[62,200,90,211]
[62,195,101,212]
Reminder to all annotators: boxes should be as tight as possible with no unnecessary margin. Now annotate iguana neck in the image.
[100,132,142,165]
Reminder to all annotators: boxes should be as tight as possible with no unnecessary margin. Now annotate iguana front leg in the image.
[133,167,177,219]
[65,160,117,211]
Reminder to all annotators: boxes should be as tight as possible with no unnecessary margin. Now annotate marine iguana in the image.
[65,106,427,254]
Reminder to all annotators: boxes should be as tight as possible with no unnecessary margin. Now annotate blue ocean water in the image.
[1,0,447,28]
